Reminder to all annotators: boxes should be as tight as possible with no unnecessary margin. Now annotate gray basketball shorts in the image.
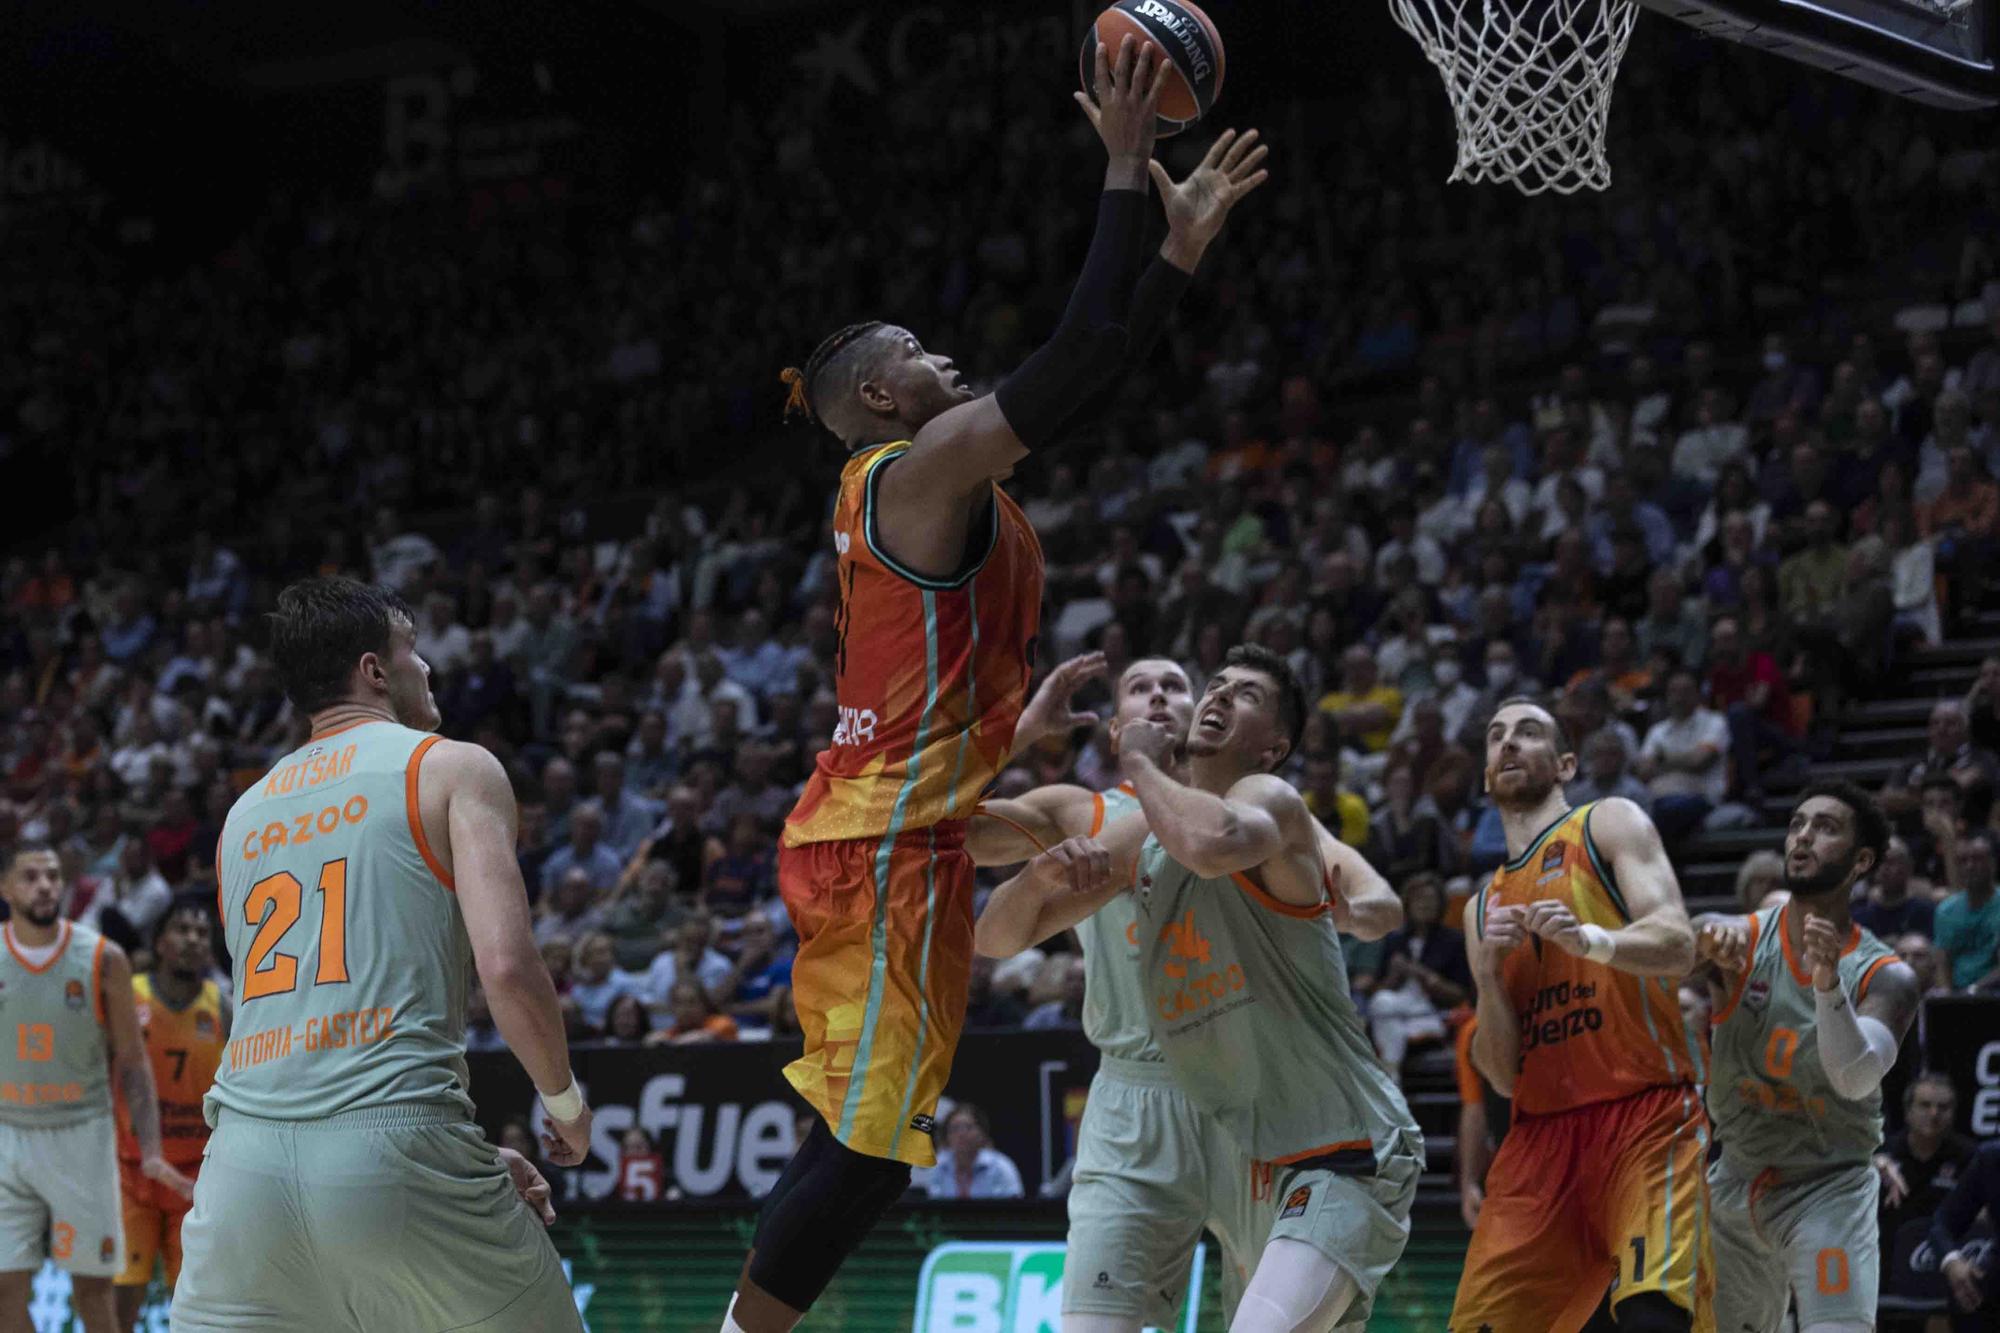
[1263,1127,1424,1330]
[1064,1057,1270,1328]
[170,1103,582,1333]
[1709,1155,1879,1333]
[0,1114,122,1278]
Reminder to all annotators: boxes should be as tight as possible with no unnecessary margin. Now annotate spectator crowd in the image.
[2,22,2000,1303]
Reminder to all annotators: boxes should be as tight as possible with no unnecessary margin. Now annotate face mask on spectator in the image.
[1487,663,1515,691]
[1435,661,1462,689]
[1763,351,1787,372]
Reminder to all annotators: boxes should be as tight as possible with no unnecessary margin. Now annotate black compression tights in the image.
[743,1118,912,1311]
[1581,1292,1692,1333]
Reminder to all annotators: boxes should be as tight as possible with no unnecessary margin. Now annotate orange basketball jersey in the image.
[116,974,224,1169]
[784,441,1045,847]
[1474,803,1701,1117]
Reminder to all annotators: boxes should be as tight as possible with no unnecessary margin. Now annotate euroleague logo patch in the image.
[1281,1185,1311,1219]
[1744,980,1771,1013]
[101,1236,116,1263]
[64,979,86,1011]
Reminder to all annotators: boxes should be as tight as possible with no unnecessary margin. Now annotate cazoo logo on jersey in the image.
[1154,910,1246,1022]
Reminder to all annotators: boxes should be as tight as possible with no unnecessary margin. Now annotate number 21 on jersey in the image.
[242,858,350,1000]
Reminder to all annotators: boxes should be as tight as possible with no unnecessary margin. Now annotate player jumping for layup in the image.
[1696,782,1918,1333]
[1451,699,1712,1333]
[173,578,591,1332]
[0,844,185,1333]
[727,38,1269,1333]
[970,655,1406,1331]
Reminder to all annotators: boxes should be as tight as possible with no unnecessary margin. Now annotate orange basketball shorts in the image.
[778,821,974,1169]
[1450,1083,1714,1333]
[117,1157,199,1288]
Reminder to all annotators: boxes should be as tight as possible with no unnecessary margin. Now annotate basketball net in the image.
[1389,0,1639,195]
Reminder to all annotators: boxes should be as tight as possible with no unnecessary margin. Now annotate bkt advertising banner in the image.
[467,1030,1103,1201]
[912,1242,1203,1333]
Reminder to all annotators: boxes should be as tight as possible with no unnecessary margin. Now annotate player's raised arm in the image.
[1804,913,1919,1099]
[1317,824,1403,940]
[1468,896,1528,1096]
[1118,715,1315,892]
[103,942,193,1201]
[1007,652,1108,759]
[975,813,1149,958]
[893,43,1267,507]
[1521,797,1696,977]
[434,739,592,1165]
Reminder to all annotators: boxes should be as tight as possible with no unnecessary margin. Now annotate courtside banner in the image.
[1923,994,2000,1138]
[468,1030,1103,1202]
[911,1241,1203,1333]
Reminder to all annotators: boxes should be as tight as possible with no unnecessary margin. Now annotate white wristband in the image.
[540,1078,584,1122]
[1578,923,1616,964]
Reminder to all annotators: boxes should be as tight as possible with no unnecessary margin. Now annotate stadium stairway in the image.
[1404,610,2000,1199]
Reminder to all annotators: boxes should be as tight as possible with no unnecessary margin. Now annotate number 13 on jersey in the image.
[242,858,350,1000]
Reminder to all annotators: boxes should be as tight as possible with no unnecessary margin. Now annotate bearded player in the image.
[725,37,1269,1333]
[114,898,229,1330]
[1694,782,1918,1333]
[970,655,1405,1331]
[1451,700,1712,1333]
[978,646,1422,1333]
[0,844,187,1333]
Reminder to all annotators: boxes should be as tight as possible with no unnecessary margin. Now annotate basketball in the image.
[1078,0,1226,138]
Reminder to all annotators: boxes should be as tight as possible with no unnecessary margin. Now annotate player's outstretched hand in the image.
[1117,716,1179,771]
[1028,836,1114,900]
[499,1146,558,1226]
[1151,128,1271,268]
[1801,912,1842,991]
[1013,652,1107,753]
[1522,900,1591,957]
[1074,34,1169,163]
[142,1156,195,1203]
[541,1103,593,1168]
[1695,918,1751,975]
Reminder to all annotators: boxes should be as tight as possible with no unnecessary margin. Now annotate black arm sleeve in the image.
[1056,187,1150,333]
[995,188,1169,451]
[1047,254,1193,436]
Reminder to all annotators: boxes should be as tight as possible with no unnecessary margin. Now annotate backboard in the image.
[1639,0,1998,107]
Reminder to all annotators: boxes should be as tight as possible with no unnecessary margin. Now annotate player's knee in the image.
[1610,1292,1691,1333]
[746,1131,911,1311]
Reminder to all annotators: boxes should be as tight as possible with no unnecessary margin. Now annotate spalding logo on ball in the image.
[1079,0,1226,138]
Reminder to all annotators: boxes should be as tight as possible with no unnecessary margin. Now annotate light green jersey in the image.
[1708,901,1899,1171]
[209,720,474,1123]
[0,920,111,1127]
[1132,836,1415,1161]
[1075,784,1163,1064]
